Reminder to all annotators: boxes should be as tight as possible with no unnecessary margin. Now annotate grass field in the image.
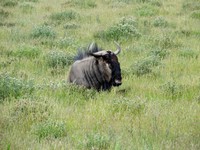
[0,0,200,149]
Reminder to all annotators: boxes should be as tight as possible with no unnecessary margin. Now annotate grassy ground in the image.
[0,0,200,149]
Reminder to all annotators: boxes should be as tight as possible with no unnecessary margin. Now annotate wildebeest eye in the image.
[102,54,111,61]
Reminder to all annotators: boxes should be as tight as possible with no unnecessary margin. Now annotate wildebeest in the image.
[68,41,122,91]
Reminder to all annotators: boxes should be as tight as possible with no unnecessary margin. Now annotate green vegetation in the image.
[46,50,74,68]
[131,56,161,76]
[66,0,97,8]
[31,25,56,39]
[191,10,200,19]
[11,45,41,58]
[153,16,168,28]
[0,0,200,149]
[50,10,79,25]
[19,2,35,14]
[0,74,34,101]
[136,4,158,17]
[84,132,112,149]
[32,120,67,140]
[94,17,141,41]
[0,0,18,7]
[178,48,199,59]
[0,9,10,20]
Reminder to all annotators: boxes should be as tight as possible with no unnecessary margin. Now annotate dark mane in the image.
[74,42,102,61]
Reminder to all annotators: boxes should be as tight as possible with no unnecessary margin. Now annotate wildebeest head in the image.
[90,41,122,87]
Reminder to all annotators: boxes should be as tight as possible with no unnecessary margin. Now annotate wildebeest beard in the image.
[108,52,122,87]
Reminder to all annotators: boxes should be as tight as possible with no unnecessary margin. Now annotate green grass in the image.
[94,16,141,41]
[153,16,169,28]
[46,50,74,68]
[32,120,67,140]
[131,56,161,76]
[191,10,200,19]
[66,0,97,8]
[30,24,56,39]
[0,74,35,101]
[0,0,200,149]
[49,10,79,25]
[0,8,10,20]
[11,45,41,58]
[136,4,159,17]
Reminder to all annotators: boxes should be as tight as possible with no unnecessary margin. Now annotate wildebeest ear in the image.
[88,42,98,53]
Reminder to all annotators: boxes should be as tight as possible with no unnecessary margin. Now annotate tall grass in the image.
[31,25,56,39]
[0,0,200,149]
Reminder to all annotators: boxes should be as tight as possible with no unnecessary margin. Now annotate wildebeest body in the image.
[68,42,122,91]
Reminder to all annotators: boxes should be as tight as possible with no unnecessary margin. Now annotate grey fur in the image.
[68,42,122,91]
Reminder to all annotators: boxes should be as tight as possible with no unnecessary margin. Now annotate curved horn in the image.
[90,51,107,58]
[114,41,121,55]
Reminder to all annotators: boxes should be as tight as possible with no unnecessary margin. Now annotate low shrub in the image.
[31,25,56,39]
[131,56,161,76]
[153,17,168,28]
[32,120,67,140]
[46,50,74,68]
[94,17,141,41]
[0,74,35,101]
